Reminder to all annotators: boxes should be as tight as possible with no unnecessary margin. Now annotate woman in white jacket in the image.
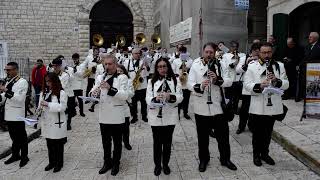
[146,57,183,176]
[117,64,134,150]
[38,72,68,173]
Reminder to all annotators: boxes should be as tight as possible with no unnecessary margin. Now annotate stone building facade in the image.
[0,0,154,63]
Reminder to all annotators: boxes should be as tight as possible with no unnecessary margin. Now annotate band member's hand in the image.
[100,81,110,90]
[260,79,270,89]
[208,71,217,82]
[246,56,257,64]
[0,86,7,92]
[267,73,276,81]
[40,100,48,107]
[164,93,171,101]
[202,79,210,89]
[156,94,163,101]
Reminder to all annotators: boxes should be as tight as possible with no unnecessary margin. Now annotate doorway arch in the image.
[89,0,134,48]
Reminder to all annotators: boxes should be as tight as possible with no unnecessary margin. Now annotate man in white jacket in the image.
[91,54,129,176]
[244,42,289,167]
[0,62,29,167]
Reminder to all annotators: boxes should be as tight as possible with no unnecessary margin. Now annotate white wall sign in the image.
[170,17,192,44]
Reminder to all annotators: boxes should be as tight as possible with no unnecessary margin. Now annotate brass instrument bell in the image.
[116,35,126,47]
[93,34,104,47]
[151,34,161,45]
[135,33,146,45]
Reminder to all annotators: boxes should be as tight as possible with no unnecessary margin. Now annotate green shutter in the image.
[273,13,289,60]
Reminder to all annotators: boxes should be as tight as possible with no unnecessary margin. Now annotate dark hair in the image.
[157,47,162,51]
[178,46,187,53]
[218,41,224,45]
[203,42,218,51]
[37,59,43,63]
[230,40,239,48]
[250,43,261,52]
[7,62,19,69]
[117,64,130,79]
[151,57,177,86]
[141,47,148,51]
[52,57,62,65]
[42,72,62,97]
[260,42,273,50]
[72,53,80,59]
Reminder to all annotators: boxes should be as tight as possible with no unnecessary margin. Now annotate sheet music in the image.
[262,87,284,95]
[78,96,100,102]
[17,116,38,126]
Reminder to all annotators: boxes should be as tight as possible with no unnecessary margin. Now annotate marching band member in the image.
[38,72,68,173]
[188,42,237,172]
[0,62,29,167]
[72,53,86,117]
[117,65,134,151]
[221,41,246,115]
[244,42,289,166]
[172,46,193,119]
[84,47,99,99]
[146,57,183,176]
[91,54,129,176]
[51,57,74,130]
[235,43,261,134]
[123,48,150,123]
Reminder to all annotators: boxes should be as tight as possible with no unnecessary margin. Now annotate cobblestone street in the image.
[0,102,319,180]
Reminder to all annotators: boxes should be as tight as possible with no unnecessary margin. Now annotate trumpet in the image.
[157,76,167,118]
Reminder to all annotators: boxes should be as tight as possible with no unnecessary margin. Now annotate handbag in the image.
[272,104,288,121]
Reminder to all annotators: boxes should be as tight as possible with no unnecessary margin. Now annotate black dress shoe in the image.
[236,128,244,134]
[130,118,138,124]
[80,113,86,117]
[53,166,62,173]
[111,164,119,176]
[163,165,171,175]
[67,125,72,131]
[184,114,191,120]
[45,164,54,171]
[198,161,208,172]
[142,117,148,122]
[221,160,237,171]
[88,108,94,112]
[154,166,161,176]
[124,143,132,150]
[4,156,20,165]
[261,155,275,165]
[209,130,216,138]
[19,157,29,167]
[85,101,90,104]
[99,162,113,174]
[253,156,262,166]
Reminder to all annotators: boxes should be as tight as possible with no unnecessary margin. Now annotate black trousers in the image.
[238,95,252,131]
[86,78,95,97]
[178,89,191,115]
[74,89,84,114]
[131,89,147,120]
[46,138,66,168]
[7,121,28,158]
[123,117,130,145]
[195,114,230,163]
[100,123,124,165]
[67,96,76,127]
[250,114,276,156]
[224,82,242,113]
[151,125,175,167]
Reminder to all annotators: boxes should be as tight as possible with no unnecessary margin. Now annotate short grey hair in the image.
[310,32,319,40]
[100,54,118,63]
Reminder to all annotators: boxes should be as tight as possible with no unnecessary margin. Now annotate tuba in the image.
[136,33,146,46]
[93,34,104,47]
[151,33,161,48]
[116,35,126,48]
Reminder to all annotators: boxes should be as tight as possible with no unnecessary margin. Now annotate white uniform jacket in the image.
[221,52,246,82]
[123,58,149,90]
[188,59,232,116]
[0,77,28,121]
[91,73,129,124]
[39,90,67,139]
[58,71,72,97]
[146,78,183,126]
[72,64,85,90]
[124,78,134,117]
[244,60,289,115]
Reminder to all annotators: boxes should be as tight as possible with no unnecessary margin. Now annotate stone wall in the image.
[0,0,154,64]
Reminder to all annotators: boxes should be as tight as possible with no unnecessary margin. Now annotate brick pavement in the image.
[0,103,319,180]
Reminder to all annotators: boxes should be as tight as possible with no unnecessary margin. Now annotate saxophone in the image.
[132,60,146,90]
[179,60,188,86]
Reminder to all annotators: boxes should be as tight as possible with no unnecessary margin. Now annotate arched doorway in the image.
[289,2,320,47]
[89,0,134,49]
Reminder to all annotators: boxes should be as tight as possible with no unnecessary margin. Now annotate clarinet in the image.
[157,76,167,118]
[265,59,273,106]
[207,60,213,104]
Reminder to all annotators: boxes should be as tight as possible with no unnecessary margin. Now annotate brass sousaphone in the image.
[93,34,104,47]
[135,33,146,46]
[116,35,126,47]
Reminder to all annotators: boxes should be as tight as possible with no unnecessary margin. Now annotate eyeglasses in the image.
[157,65,167,69]
[4,69,15,71]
